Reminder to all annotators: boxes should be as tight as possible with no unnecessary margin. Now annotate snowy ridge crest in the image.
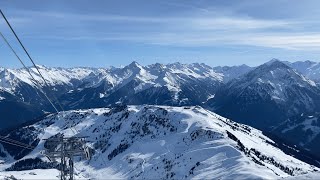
[0,105,318,179]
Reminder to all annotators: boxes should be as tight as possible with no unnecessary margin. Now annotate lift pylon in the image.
[43,135,91,180]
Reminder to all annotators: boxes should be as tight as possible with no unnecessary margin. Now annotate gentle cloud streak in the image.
[14,11,320,51]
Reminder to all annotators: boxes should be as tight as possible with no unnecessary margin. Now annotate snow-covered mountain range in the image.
[0,62,225,130]
[60,62,223,110]
[1,105,319,179]
[1,59,320,167]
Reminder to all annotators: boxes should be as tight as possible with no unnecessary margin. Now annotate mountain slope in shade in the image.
[207,60,320,131]
[0,105,318,179]
[271,112,320,157]
[206,60,320,159]
[0,89,44,129]
[285,60,320,84]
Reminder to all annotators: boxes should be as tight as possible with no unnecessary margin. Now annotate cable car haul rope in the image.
[0,9,62,113]
[0,9,91,180]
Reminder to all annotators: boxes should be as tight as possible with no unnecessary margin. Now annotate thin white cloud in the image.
[9,10,320,51]
[136,32,320,51]
[244,34,320,50]
[26,31,320,50]
[15,10,293,29]
[190,17,293,30]
[16,10,170,23]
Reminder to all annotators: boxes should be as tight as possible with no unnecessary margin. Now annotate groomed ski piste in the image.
[0,105,319,179]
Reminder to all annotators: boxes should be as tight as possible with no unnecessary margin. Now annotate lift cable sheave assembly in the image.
[0,9,92,180]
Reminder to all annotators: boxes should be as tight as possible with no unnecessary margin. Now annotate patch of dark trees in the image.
[226,130,305,176]
[5,158,58,171]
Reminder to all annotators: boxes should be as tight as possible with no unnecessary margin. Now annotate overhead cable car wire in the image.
[0,135,35,149]
[0,30,77,135]
[0,138,34,150]
[0,31,60,113]
[0,12,87,175]
[0,10,80,140]
[0,9,64,112]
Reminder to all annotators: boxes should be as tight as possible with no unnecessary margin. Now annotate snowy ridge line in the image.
[0,105,319,179]
[1,60,320,90]
[0,62,225,91]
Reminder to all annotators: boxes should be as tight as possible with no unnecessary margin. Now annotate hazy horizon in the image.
[0,58,318,69]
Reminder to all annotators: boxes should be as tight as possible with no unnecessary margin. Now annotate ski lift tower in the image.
[43,135,91,180]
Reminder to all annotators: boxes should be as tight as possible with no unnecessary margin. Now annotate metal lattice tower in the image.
[43,135,91,180]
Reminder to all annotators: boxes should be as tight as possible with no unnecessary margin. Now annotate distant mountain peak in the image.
[130,60,139,65]
[168,62,187,69]
[256,60,291,73]
[150,62,166,70]
[304,60,316,64]
[264,58,285,66]
[127,61,142,68]
[124,62,148,73]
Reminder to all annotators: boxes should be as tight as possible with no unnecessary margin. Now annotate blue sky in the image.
[1,0,320,68]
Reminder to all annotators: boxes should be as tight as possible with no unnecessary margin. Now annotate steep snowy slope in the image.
[0,105,318,179]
